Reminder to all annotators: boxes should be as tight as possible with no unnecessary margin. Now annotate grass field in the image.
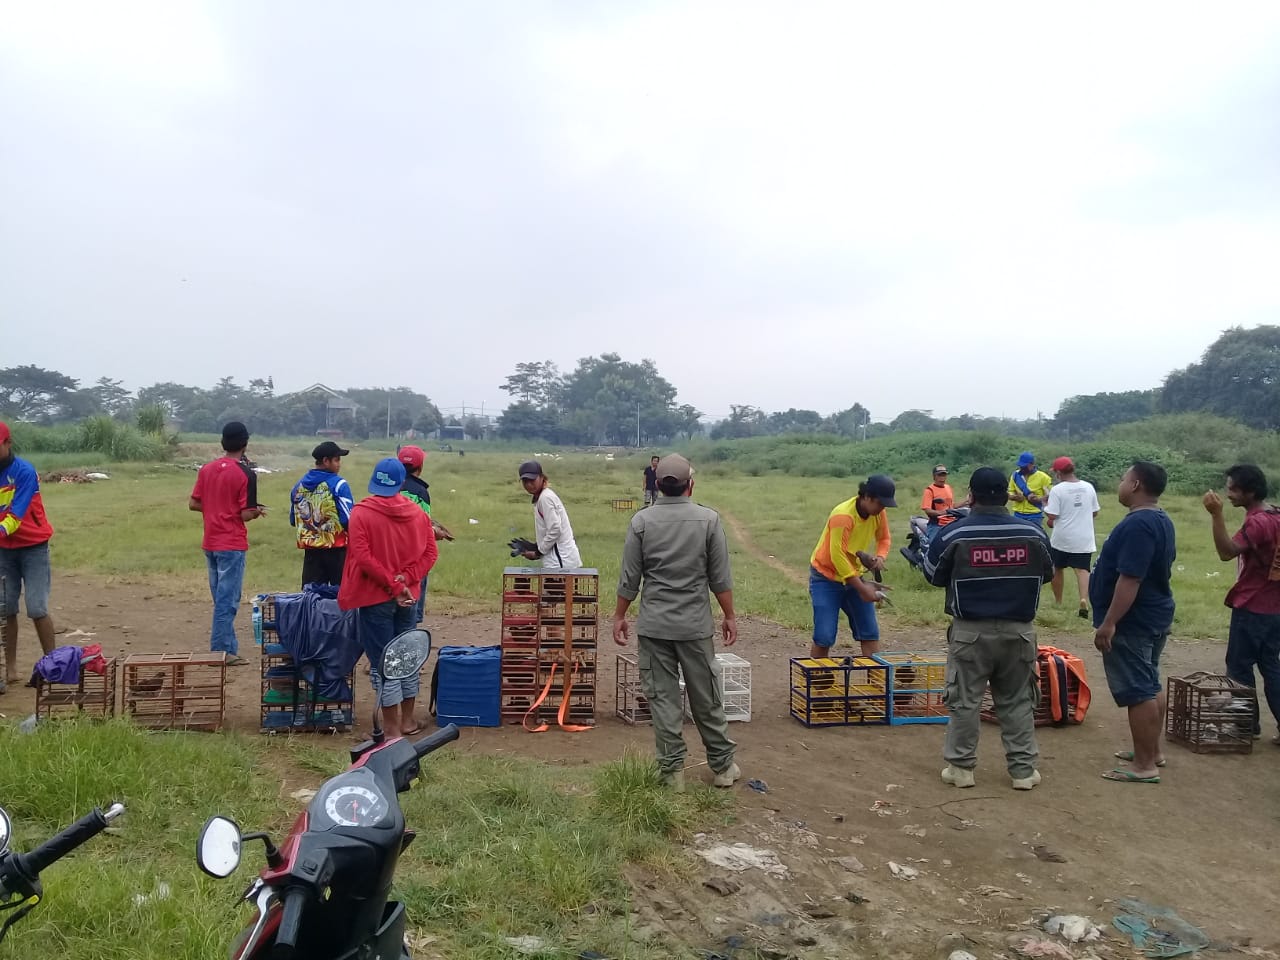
[0,719,727,960]
[40,441,1237,640]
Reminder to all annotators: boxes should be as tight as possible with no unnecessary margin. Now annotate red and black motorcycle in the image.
[197,628,459,960]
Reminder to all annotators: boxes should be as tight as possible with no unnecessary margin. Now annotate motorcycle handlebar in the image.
[15,803,124,879]
[274,886,308,952]
[413,724,460,759]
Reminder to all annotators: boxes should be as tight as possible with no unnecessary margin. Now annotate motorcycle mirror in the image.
[381,628,432,681]
[196,815,244,879]
[0,807,10,857]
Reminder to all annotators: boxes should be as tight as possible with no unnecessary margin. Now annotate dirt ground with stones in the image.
[3,571,1279,959]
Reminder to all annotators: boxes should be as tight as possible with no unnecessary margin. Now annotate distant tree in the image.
[889,409,939,433]
[499,401,561,442]
[825,404,872,439]
[767,408,825,434]
[136,382,202,421]
[1053,389,1158,439]
[248,377,274,399]
[674,403,704,440]
[710,405,768,440]
[500,361,563,407]
[0,365,79,420]
[1161,325,1280,429]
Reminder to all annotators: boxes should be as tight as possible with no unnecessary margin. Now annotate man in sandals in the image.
[1092,461,1177,784]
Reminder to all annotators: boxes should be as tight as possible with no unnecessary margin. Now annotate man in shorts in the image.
[807,475,895,658]
[1091,461,1176,784]
[1045,456,1100,619]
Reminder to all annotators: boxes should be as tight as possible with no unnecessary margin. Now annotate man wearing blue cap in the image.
[338,458,438,738]
[1008,452,1052,527]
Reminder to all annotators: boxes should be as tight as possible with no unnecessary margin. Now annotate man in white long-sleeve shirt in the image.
[517,460,583,568]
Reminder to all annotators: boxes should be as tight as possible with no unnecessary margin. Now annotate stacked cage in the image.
[500,567,598,727]
[873,652,948,724]
[255,593,355,734]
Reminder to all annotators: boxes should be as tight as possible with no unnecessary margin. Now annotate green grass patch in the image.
[34,447,1238,639]
[0,721,728,959]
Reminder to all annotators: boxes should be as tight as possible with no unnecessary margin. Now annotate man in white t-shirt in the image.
[517,460,583,569]
[1045,456,1100,619]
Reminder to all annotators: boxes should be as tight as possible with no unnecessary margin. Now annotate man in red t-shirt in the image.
[1204,463,1280,743]
[189,422,266,665]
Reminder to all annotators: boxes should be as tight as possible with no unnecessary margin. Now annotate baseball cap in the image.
[933,464,948,475]
[368,457,406,496]
[312,440,350,461]
[518,460,544,480]
[656,453,693,484]
[1051,456,1074,472]
[221,421,250,451]
[0,422,10,444]
[1017,451,1036,468]
[970,467,1007,497]
[398,445,425,470]
[864,474,897,507]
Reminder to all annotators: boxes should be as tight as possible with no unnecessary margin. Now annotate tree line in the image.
[0,369,447,441]
[4,325,1276,444]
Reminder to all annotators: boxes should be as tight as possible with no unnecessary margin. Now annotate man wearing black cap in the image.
[924,467,1054,790]
[516,460,582,568]
[807,475,897,659]
[189,422,267,665]
[614,453,740,790]
[289,440,354,587]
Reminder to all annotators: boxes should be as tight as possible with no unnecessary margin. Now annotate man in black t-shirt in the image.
[642,455,660,508]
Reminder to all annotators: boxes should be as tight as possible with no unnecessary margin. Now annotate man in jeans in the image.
[0,421,57,692]
[339,458,438,738]
[924,467,1054,790]
[1204,463,1280,744]
[614,454,740,791]
[189,422,266,665]
[1091,460,1177,783]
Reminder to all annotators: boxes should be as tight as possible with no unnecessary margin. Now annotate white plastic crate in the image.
[681,653,752,723]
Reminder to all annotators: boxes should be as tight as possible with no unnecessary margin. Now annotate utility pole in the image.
[386,395,391,439]
[636,402,641,448]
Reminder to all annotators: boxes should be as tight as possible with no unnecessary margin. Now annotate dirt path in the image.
[719,508,809,588]
[5,572,1279,958]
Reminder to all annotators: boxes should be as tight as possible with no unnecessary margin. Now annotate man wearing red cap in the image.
[0,421,57,690]
[1045,456,1100,619]
[397,445,453,624]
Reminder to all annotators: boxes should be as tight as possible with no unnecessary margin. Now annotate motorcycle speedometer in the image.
[322,783,389,828]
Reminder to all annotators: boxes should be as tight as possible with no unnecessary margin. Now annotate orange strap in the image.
[1036,645,1091,723]
[522,660,592,733]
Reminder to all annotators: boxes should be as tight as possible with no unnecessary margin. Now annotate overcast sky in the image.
[2,2,1277,423]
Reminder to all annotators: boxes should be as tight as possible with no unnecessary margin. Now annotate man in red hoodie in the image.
[338,457,438,738]
[1,421,56,691]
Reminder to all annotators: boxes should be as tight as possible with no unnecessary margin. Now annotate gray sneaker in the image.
[1011,770,1042,791]
[712,762,741,788]
[661,770,685,793]
[940,765,976,788]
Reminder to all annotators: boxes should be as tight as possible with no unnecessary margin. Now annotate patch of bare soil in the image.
[4,572,1278,959]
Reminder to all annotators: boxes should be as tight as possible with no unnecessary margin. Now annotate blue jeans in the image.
[1226,607,1280,734]
[359,601,420,708]
[0,542,52,618]
[809,567,879,648]
[205,550,245,656]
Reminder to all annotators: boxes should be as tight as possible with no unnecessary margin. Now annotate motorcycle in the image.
[0,799,125,943]
[899,506,971,572]
[197,628,461,960]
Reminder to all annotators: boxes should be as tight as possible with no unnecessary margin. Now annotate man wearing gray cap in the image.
[516,460,582,568]
[614,454,740,791]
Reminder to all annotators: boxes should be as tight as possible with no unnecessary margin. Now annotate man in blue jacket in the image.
[925,467,1054,791]
[290,441,354,587]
